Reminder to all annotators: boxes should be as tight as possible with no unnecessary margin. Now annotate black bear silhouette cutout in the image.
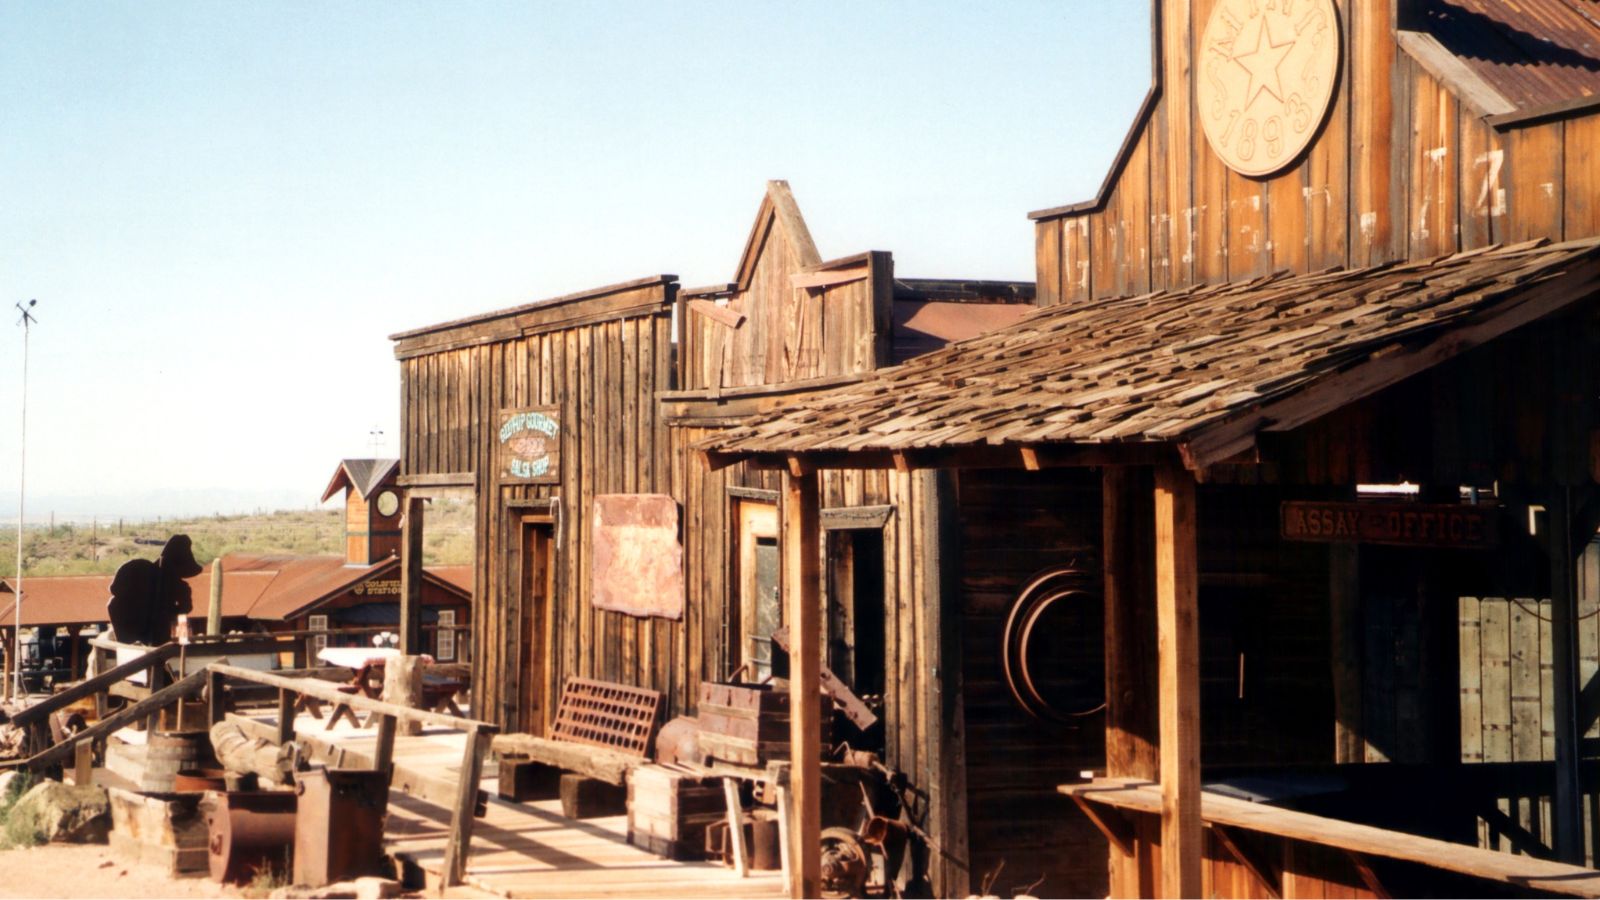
[106,534,203,646]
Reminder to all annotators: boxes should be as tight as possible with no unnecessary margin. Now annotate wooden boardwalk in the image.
[231,709,786,899]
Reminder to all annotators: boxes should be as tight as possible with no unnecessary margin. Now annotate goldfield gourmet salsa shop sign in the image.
[499,406,561,483]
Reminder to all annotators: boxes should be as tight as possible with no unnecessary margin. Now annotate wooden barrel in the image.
[142,731,211,793]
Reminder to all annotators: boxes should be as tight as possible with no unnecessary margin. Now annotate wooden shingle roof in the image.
[699,239,1600,471]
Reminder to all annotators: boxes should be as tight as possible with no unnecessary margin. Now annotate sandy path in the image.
[0,844,245,899]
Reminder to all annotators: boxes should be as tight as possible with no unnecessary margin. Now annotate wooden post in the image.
[1,628,11,702]
[781,468,821,899]
[66,625,81,681]
[1548,487,1584,864]
[1102,467,1159,779]
[1101,467,1159,898]
[441,724,490,890]
[207,558,224,636]
[1328,543,1364,763]
[145,659,168,733]
[1154,465,1201,899]
[276,688,295,745]
[207,668,226,728]
[73,739,93,786]
[400,496,426,656]
[723,777,749,877]
[374,714,397,777]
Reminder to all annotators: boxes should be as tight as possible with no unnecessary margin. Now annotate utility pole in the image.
[14,299,37,698]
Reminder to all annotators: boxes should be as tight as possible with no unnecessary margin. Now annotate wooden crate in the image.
[626,764,723,860]
[696,682,833,767]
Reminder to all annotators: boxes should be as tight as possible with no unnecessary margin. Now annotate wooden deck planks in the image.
[251,709,783,899]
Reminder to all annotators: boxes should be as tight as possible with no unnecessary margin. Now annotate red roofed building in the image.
[0,459,472,683]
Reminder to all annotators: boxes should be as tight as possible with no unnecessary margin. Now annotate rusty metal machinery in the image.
[206,790,298,884]
[820,826,871,899]
[293,767,390,888]
[1000,564,1106,722]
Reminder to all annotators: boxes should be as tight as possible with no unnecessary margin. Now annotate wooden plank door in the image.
[518,516,556,736]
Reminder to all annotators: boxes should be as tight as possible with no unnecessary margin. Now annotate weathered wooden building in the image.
[699,0,1600,897]
[390,181,1034,894]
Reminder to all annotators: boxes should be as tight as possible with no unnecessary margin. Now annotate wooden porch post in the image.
[1154,465,1200,899]
[400,495,425,656]
[66,625,81,681]
[782,467,821,899]
[1102,467,1159,897]
[1,627,11,702]
[1548,487,1584,864]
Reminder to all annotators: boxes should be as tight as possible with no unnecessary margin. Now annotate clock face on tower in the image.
[1196,0,1341,177]
[376,490,400,517]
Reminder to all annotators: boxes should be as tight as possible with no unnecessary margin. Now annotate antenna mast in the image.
[13,300,36,699]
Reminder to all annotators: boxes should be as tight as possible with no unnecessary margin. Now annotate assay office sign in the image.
[1281,501,1499,549]
[499,406,561,483]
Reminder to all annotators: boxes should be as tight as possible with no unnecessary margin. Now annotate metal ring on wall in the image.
[1000,564,1106,722]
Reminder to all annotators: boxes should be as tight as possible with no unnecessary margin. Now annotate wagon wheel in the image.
[819,826,871,899]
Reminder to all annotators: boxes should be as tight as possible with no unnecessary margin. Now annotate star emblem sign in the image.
[1232,16,1294,110]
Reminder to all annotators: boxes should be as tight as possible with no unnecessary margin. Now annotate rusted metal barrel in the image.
[206,790,298,884]
[293,768,389,888]
[143,730,211,793]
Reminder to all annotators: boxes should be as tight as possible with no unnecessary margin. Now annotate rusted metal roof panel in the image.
[1425,0,1600,111]
[699,238,1600,461]
[892,301,1035,363]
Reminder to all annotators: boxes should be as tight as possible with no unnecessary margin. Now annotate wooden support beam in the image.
[1212,824,1281,899]
[1329,543,1364,763]
[1154,464,1201,899]
[781,469,822,899]
[207,668,227,727]
[400,495,426,655]
[1069,794,1134,856]
[374,714,397,777]
[1102,467,1159,781]
[1344,850,1391,899]
[440,724,491,890]
[1548,486,1585,864]
[277,688,295,746]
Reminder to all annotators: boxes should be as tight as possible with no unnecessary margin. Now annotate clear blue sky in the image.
[0,2,1151,519]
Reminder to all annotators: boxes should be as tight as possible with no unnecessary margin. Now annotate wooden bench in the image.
[491,677,661,817]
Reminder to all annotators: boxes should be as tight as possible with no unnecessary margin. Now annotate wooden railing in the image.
[206,663,498,889]
[10,632,495,892]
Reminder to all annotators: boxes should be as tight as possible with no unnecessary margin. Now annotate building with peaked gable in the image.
[697,1,1600,896]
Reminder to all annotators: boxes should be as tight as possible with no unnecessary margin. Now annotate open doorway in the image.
[516,515,555,736]
[826,527,886,699]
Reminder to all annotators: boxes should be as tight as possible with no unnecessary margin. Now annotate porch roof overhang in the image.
[697,239,1600,475]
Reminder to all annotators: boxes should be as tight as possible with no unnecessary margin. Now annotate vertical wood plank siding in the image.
[1035,0,1599,302]
[395,279,680,732]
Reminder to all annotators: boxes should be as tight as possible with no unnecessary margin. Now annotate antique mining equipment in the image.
[696,682,834,767]
[293,768,389,887]
[205,790,298,884]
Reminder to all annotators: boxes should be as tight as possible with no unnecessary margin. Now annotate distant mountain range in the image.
[0,487,325,524]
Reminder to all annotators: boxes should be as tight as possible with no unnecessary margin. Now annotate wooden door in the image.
[517,517,556,736]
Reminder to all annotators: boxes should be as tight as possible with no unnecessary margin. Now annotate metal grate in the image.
[550,676,662,757]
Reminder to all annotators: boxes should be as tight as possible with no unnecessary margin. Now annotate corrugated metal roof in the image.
[1425,0,1600,111]
[700,238,1600,465]
[0,556,472,628]
[892,301,1035,363]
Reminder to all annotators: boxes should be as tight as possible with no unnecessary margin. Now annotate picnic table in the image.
[306,648,463,728]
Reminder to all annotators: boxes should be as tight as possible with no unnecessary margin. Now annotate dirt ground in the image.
[0,843,245,899]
